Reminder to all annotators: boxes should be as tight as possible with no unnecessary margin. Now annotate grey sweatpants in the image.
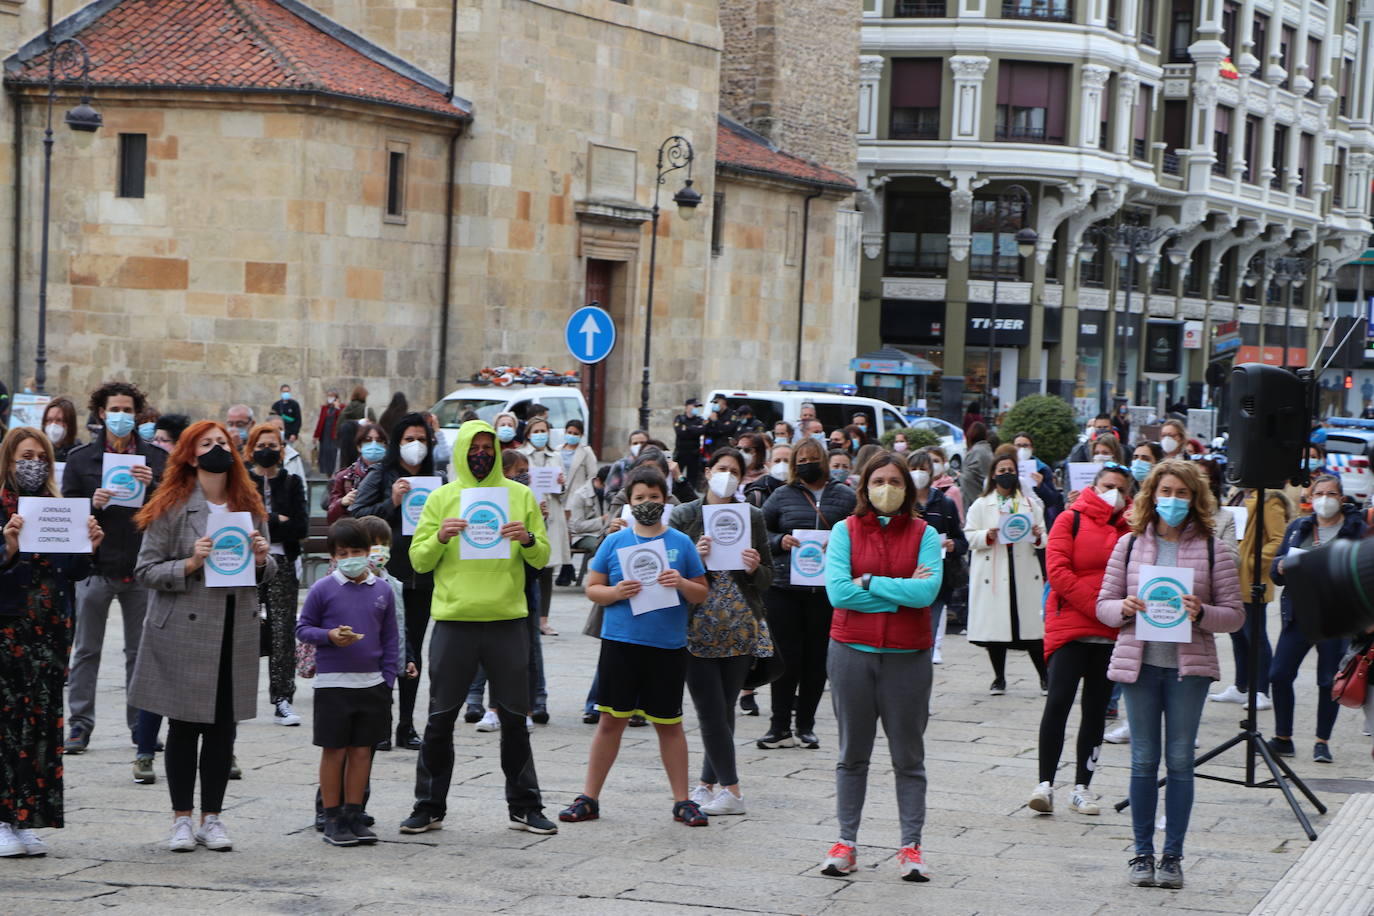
[69,576,150,733]
[828,639,932,847]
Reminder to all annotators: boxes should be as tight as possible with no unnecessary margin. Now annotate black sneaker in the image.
[797,731,820,749]
[64,724,91,755]
[374,737,392,752]
[531,706,550,725]
[739,693,760,716]
[554,565,575,587]
[345,804,378,845]
[627,714,648,727]
[1039,676,1049,696]
[582,710,601,725]
[397,726,423,751]
[1267,736,1296,758]
[398,811,444,834]
[322,809,360,847]
[989,678,1007,696]
[1313,741,1334,763]
[509,809,558,834]
[559,794,600,823]
[464,704,484,724]
[1127,854,1156,887]
[1156,854,1184,889]
[757,729,798,749]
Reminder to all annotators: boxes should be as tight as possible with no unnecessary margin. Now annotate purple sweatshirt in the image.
[296,570,399,687]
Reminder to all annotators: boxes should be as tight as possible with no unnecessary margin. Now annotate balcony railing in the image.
[894,0,947,15]
[995,124,1063,144]
[1270,169,1285,190]
[1211,159,1228,176]
[1001,0,1073,21]
[1133,137,1148,159]
[1162,151,1180,174]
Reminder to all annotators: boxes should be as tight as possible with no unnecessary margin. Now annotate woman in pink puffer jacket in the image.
[1096,459,1243,891]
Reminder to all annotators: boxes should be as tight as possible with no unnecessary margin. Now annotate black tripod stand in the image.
[1113,487,1325,839]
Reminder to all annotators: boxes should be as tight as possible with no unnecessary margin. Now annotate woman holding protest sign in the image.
[0,427,103,857]
[519,416,569,634]
[129,420,273,853]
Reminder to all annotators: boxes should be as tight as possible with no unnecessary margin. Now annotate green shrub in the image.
[997,395,1078,465]
[879,426,942,451]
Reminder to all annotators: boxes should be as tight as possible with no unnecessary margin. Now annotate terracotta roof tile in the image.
[715,115,855,191]
[4,0,468,119]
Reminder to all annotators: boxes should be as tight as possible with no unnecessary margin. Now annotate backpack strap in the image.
[1071,509,1081,538]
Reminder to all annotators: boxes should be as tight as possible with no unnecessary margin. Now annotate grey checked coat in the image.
[129,485,276,724]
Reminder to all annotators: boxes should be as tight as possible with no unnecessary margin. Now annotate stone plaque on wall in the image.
[588,144,637,202]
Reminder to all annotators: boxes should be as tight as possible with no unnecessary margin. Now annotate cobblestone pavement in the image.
[6,589,1371,914]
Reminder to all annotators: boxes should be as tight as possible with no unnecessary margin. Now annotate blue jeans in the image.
[1268,619,1345,741]
[1123,665,1211,857]
[1229,602,1272,694]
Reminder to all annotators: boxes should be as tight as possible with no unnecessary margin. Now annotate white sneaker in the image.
[689,784,714,806]
[1105,723,1131,744]
[1028,781,1054,814]
[195,814,233,851]
[1209,685,1246,704]
[273,699,302,726]
[168,816,196,852]
[932,647,943,665]
[525,716,535,733]
[1069,785,1100,816]
[14,828,48,856]
[702,788,746,816]
[475,710,500,732]
[0,823,25,857]
[1255,692,1273,711]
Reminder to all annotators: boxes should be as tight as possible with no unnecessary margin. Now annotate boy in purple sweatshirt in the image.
[296,518,399,847]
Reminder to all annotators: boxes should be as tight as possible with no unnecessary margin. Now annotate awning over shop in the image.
[850,347,938,376]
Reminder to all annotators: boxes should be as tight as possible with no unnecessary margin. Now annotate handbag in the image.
[295,640,317,679]
[1332,644,1374,709]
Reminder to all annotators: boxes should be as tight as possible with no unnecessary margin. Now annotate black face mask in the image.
[995,472,1019,491]
[468,452,496,480]
[198,444,234,475]
[253,447,281,468]
[796,461,823,484]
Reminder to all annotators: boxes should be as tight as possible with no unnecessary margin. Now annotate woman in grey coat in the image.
[130,420,274,854]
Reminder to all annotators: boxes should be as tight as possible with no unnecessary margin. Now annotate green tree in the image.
[879,427,942,451]
[997,395,1078,466]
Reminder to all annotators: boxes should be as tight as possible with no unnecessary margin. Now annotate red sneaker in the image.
[897,844,930,882]
[821,841,857,877]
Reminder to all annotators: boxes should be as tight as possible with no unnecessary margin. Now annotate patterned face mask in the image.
[630,500,665,526]
[14,459,49,493]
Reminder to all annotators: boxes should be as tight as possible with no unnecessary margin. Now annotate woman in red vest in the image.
[816,452,943,884]
[1031,461,1133,819]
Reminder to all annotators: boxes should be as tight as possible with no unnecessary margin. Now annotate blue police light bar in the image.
[1325,417,1374,431]
[779,380,859,396]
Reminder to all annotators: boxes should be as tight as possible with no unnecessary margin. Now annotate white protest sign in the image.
[205,512,256,587]
[529,466,562,497]
[703,503,751,571]
[1135,564,1194,643]
[400,476,442,536]
[458,487,511,560]
[54,462,66,487]
[1280,545,1306,573]
[620,504,634,523]
[16,497,91,553]
[1067,462,1098,492]
[790,529,829,586]
[102,453,148,508]
[1222,504,1248,535]
[998,511,1034,544]
[616,538,678,615]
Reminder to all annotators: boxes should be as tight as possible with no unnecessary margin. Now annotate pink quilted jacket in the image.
[1095,525,1245,683]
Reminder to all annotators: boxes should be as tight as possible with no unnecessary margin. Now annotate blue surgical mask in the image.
[138,421,157,442]
[830,468,849,483]
[691,406,703,417]
[104,411,135,438]
[281,392,290,401]
[851,438,860,450]
[1130,459,1152,482]
[497,426,516,442]
[565,434,581,446]
[1155,496,1190,528]
[811,433,826,446]
[529,432,549,449]
[337,556,370,579]
[360,442,386,463]
[1306,457,1324,471]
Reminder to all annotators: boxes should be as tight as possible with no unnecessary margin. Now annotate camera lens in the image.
[1284,539,1374,642]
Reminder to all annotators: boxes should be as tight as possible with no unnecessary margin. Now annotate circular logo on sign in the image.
[1139,576,1189,627]
[707,508,745,546]
[1001,513,1032,543]
[792,542,825,577]
[102,465,144,503]
[626,547,665,584]
[206,524,251,576]
[403,487,433,526]
[460,501,507,548]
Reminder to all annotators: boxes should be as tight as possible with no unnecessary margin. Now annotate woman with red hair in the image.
[129,420,273,854]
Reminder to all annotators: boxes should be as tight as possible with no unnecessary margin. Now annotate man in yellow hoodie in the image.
[399,420,556,836]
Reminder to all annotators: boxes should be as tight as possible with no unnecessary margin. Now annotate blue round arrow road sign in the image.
[565,305,616,365]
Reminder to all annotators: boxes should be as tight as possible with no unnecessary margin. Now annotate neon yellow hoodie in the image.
[409,420,550,621]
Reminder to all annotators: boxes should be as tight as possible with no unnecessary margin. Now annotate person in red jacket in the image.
[1029,461,1133,818]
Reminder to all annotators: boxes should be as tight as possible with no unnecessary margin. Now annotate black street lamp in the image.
[34,37,101,395]
[638,135,700,431]
[1080,222,1179,408]
[981,185,1036,408]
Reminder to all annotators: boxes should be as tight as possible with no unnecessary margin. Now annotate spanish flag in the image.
[1220,57,1240,80]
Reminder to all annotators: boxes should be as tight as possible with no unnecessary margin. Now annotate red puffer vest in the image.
[830,513,931,650]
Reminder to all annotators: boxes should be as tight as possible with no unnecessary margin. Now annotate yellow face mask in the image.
[868,483,904,515]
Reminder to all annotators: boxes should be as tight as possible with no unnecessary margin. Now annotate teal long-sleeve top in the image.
[824,516,945,653]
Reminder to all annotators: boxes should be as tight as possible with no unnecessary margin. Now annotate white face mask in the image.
[1313,495,1341,519]
[1097,486,1121,508]
[1092,454,1110,464]
[399,440,428,467]
[44,423,66,442]
[708,470,739,499]
[912,470,931,489]
[1161,436,1179,454]
[1016,446,1032,462]
[770,461,789,481]
[931,462,945,478]
[630,443,643,458]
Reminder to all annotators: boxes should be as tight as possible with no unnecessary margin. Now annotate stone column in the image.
[1081,65,1111,149]
[1114,74,1139,156]
[949,56,991,142]
[1292,3,1313,96]
[858,55,886,140]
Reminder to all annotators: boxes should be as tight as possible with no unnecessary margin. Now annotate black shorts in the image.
[594,639,688,725]
[313,683,393,748]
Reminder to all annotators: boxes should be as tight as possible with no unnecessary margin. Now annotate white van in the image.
[428,386,589,453]
[706,387,908,441]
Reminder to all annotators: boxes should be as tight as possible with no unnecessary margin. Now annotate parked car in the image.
[429,385,589,453]
[907,416,966,472]
[1321,424,1374,500]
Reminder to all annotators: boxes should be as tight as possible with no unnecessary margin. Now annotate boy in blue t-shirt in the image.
[559,467,709,826]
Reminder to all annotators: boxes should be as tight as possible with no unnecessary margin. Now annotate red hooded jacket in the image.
[1044,485,1131,658]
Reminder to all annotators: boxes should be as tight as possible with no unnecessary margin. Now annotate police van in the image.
[1321,418,1374,499]
[706,382,909,441]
